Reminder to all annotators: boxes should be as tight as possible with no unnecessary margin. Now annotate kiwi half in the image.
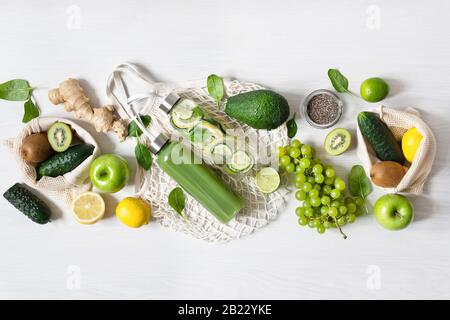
[324,128,351,156]
[47,122,73,152]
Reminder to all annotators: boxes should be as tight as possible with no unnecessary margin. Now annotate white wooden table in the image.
[0,0,449,299]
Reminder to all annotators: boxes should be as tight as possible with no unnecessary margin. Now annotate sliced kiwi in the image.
[47,122,73,152]
[324,128,351,156]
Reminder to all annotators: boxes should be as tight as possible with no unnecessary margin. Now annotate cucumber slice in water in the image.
[211,143,233,165]
[171,99,202,129]
[227,150,254,173]
[172,99,196,119]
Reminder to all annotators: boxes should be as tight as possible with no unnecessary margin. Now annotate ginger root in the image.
[48,78,127,141]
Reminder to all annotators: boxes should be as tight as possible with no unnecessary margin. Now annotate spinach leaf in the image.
[168,187,186,219]
[0,79,32,101]
[286,113,298,138]
[128,115,151,137]
[328,69,349,93]
[207,74,225,107]
[348,165,372,199]
[135,143,152,170]
[22,98,40,123]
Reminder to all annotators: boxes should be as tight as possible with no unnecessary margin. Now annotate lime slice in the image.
[255,167,280,194]
[211,143,233,165]
[190,120,224,146]
[228,150,254,173]
[172,99,197,119]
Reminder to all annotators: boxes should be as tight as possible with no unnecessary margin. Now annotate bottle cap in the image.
[159,92,180,114]
[148,132,169,154]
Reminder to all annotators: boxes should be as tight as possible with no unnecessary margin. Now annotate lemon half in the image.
[72,192,105,224]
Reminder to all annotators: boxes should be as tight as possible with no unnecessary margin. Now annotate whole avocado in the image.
[225,90,290,130]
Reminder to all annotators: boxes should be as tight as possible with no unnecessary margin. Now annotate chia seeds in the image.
[307,93,339,125]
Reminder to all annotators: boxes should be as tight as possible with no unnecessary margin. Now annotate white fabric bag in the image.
[4,117,100,204]
[356,106,436,194]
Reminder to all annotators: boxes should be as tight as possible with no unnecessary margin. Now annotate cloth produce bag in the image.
[4,117,100,204]
[356,106,436,194]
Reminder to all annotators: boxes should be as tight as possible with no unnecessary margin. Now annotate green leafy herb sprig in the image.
[127,115,153,170]
[286,113,298,138]
[348,165,372,214]
[327,69,359,97]
[207,74,225,107]
[0,79,39,123]
[168,187,187,220]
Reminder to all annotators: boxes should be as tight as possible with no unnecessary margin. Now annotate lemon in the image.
[360,77,389,102]
[116,197,151,228]
[256,167,280,194]
[402,127,423,163]
[72,192,105,224]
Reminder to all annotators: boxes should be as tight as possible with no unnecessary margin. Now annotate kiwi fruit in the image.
[21,133,54,163]
[47,122,73,152]
[371,161,407,188]
[324,128,351,156]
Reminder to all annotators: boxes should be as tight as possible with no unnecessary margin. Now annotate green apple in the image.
[90,154,131,193]
[374,194,414,230]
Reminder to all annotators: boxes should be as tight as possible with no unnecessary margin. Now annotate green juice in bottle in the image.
[155,139,243,223]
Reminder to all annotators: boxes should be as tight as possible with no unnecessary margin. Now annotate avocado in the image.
[225,90,290,130]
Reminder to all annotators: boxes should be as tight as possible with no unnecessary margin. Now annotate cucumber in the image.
[227,150,254,173]
[3,183,51,224]
[171,100,203,130]
[37,144,95,178]
[211,143,233,164]
[357,112,405,163]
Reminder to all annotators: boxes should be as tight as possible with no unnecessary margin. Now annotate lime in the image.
[360,77,389,102]
[255,167,280,194]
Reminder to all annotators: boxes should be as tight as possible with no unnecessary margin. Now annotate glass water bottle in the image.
[158,92,254,174]
[149,132,244,224]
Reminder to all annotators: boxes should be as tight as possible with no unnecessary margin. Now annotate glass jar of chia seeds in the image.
[302,89,343,129]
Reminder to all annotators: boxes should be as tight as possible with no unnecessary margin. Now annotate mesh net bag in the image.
[356,106,436,194]
[3,117,100,204]
[107,63,290,242]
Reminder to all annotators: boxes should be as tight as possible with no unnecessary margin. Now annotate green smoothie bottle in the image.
[149,133,243,224]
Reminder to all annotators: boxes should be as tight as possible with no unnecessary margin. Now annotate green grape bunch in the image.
[278,139,364,239]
